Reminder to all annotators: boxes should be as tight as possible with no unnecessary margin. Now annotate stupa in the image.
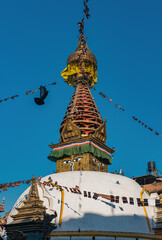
[4,3,162,240]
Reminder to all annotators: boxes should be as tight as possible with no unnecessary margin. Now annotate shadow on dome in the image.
[51,212,154,235]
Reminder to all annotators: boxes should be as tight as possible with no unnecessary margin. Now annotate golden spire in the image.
[61,39,97,87]
[11,176,46,223]
[27,175,39,201]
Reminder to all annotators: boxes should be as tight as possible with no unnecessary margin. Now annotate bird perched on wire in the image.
[34,86,48,105]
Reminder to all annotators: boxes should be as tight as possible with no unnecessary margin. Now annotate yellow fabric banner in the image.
[61,62,97,86]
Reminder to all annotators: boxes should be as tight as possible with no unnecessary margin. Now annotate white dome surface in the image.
[7,171,155,234]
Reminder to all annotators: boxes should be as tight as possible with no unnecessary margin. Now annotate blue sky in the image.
[0,0,162,214]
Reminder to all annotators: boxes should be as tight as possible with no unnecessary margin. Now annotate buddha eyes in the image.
[93,158,98,163]
[62,160,71,164]
[62,157,82,164]
[73,157,82,162]
[93,158,104,166]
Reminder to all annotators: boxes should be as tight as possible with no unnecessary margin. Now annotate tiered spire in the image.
[60,83,105,140]
[11,176,46,223]
[48,40,114,173]
[59,40,107,143]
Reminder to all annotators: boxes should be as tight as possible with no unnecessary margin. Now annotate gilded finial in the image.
[27,175,39,201]
[61,39,97,87]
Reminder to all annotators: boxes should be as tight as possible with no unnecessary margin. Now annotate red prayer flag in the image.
[133,116,138,121]
[4,98,9,101]
[155,131,159,135]
[14,182,20,187]
[26,180,31,184]
[11,95,19,99]
[29,90,34,94]
[8,183,12,188]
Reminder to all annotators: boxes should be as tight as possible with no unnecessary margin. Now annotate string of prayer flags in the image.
[41,180,151,208]
[78,19,84,36]
[132,116,161,136]
[99,91,125,111]
[83,0,90,19]
[77,18,86,74]
[0,177,42,193]
[0,82,56,105]
[77,0,91,74]
[92,86,162,139]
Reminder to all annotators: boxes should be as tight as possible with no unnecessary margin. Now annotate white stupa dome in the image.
[7,171,156,237]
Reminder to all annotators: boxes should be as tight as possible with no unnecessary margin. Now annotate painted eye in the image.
[93,158,98,163]
[73,157,82,162]
[62,160,71,164]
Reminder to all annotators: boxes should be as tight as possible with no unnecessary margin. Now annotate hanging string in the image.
[0,176,155,209]
[83,0,90,19]
[0,176,42,192]
[92,86,162,138]
[77,0,90,74]
[0,82,56,104]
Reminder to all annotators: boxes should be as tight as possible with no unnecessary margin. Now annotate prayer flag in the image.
[133,116,138,121]
[11,95,19,99]
[155,131,159,135]
[26,180,31,184]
